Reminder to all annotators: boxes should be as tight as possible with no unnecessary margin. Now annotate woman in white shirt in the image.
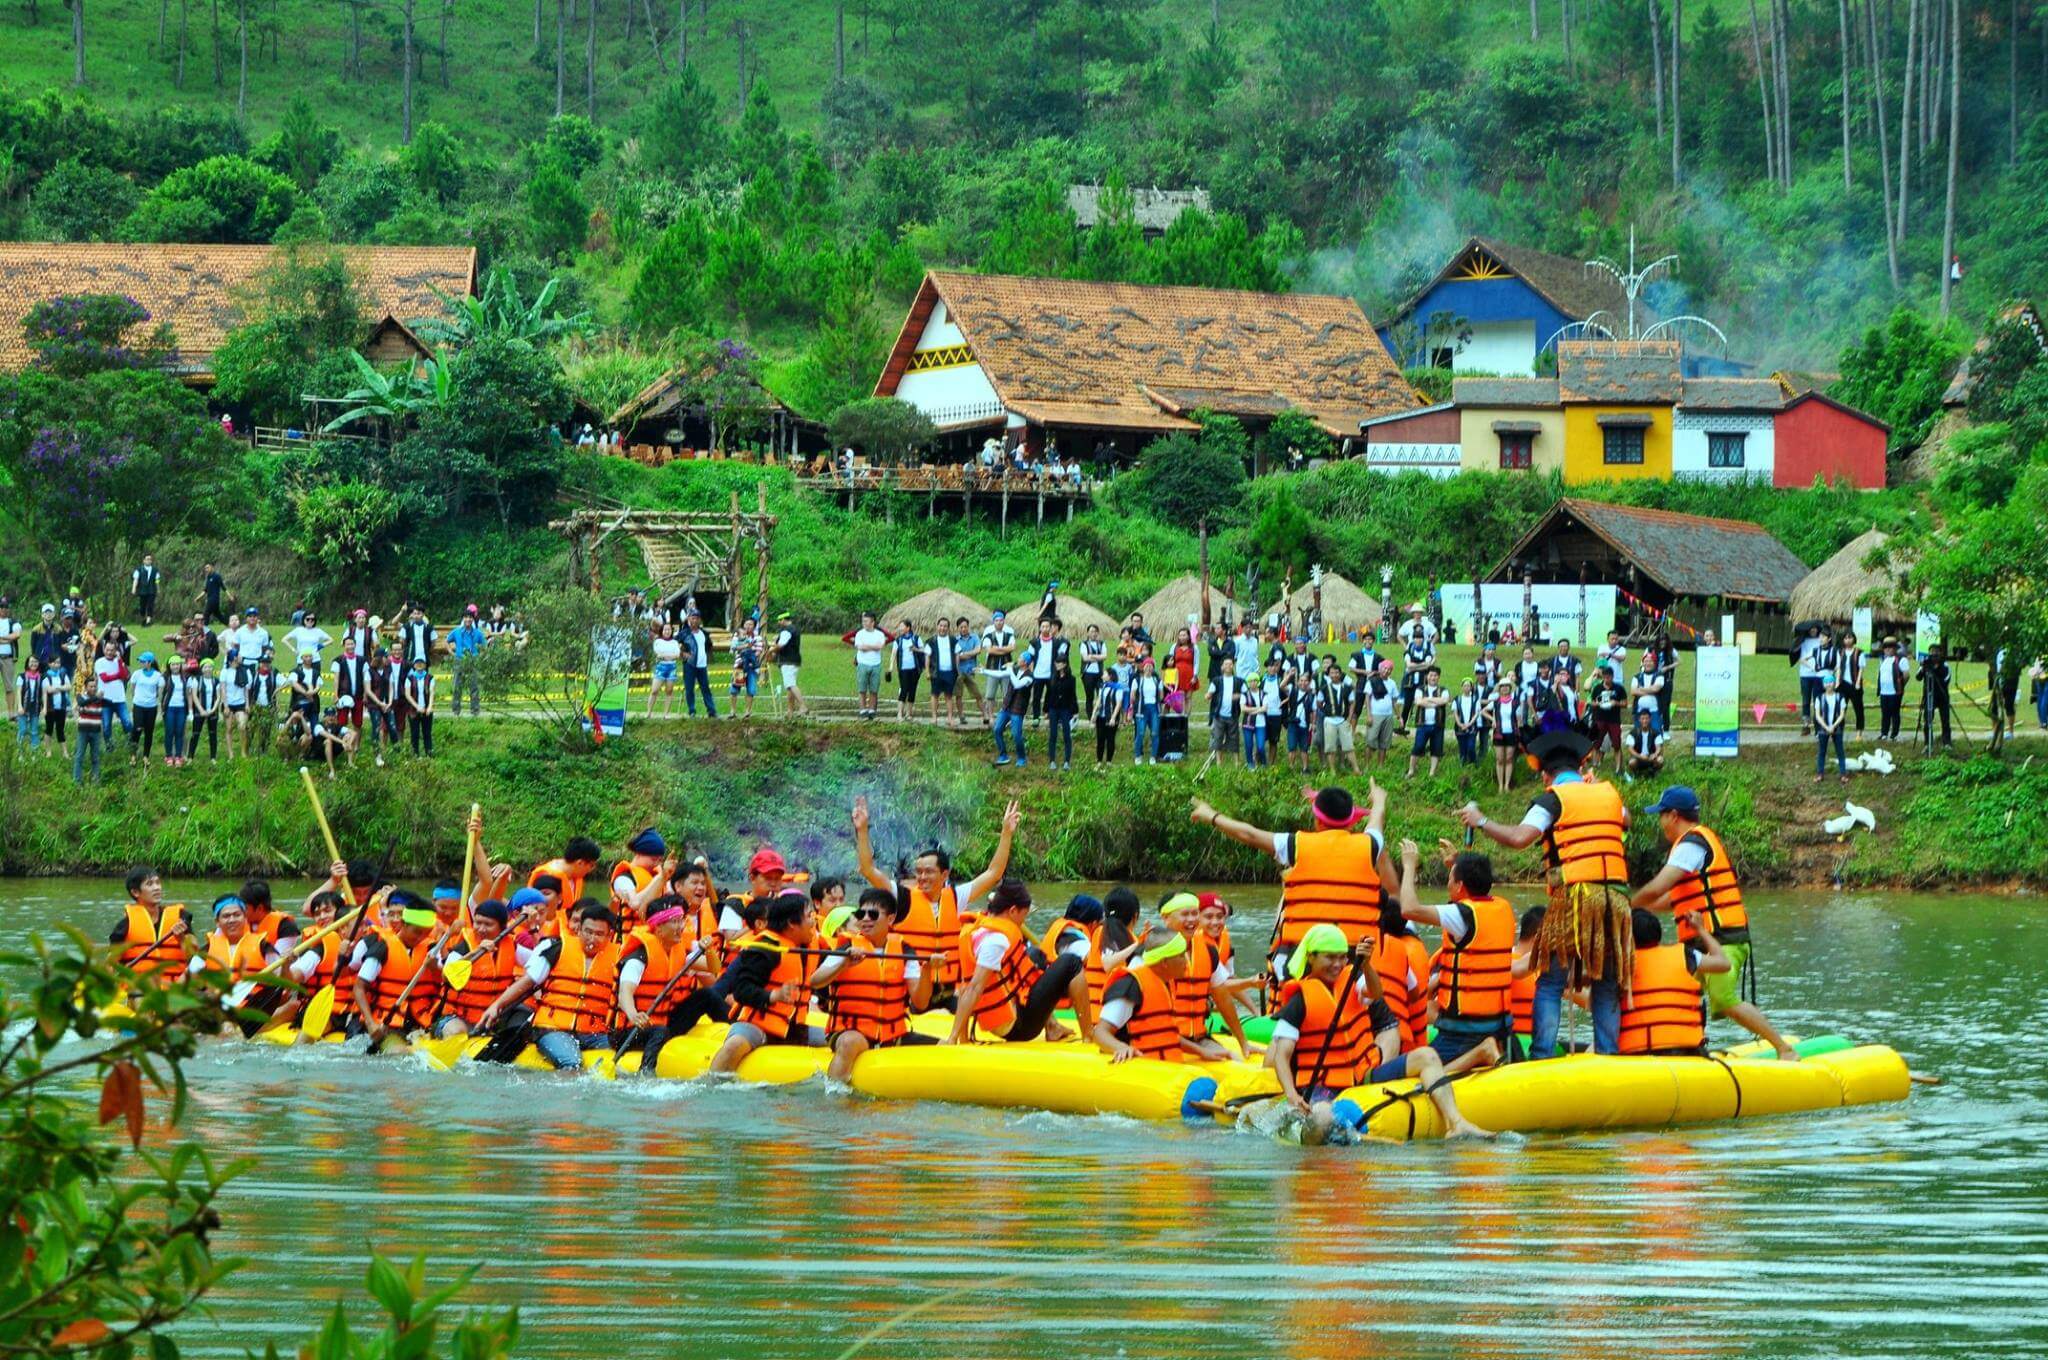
[647,623,683,718]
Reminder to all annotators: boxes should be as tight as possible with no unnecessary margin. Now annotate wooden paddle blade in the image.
[440,956,472,991]
[300,985,336,1039]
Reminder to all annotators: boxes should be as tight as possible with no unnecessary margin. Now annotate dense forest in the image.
[0,0,2043,671]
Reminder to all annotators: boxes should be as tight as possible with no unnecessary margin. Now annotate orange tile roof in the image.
[0,242,477,379]
[879,271,1418,436]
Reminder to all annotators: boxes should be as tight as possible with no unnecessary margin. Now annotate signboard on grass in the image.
[584,624,633,737]
[1694,645,1741,758]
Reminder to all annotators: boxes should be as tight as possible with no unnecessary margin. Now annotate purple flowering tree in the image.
[22,294,174,378]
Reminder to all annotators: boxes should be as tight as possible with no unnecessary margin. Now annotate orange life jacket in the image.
[959,914,1041,1038]
[661,899,722,1001]
[445,931,521,1027]
[1038,916,1085,960]
[1664,825,1749,940]
[118,902,188,978]
[1619,943,1705,1055]
[826,936,913,1045]
[204,928,266,982]
[532,934,620,1034]
[1170,932,1220,1040]
[1435,895,1517,1022]
[1543,778,1630,885]
[607,860,657,931]
[1510,959,1536,1038]
[528,858,591,908]
[300,929,343,994]
[895,884,961,990]
[1108,962,1183,1061]
[249,909,292,949]
[1278,829,1382,952]
[1401,933,1433,1050]
[1369,931,1416,1052]
[1206,922,1234,972]
[1285,973,1379,1091]
[623,927,683,1018]
[727,931,810,1039]
[365,928,441,1030]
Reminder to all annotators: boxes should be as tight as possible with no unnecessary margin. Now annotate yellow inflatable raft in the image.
[1318,1045,1910,1141]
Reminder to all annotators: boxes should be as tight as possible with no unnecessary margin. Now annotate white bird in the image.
[1823,812,1856,836]
[1847,800,1877,832]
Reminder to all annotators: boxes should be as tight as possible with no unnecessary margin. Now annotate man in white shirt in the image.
[848,610,888,720]
[770,611,805,718]
[1794,624,1825,735]
[1630,663,1665,732]
[979,611,1017,715]
[229,608,272,669]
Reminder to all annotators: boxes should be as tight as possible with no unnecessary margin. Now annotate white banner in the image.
[1915,610,1941,658]
[1440,584,1618,648]
[1852,606,1874,645]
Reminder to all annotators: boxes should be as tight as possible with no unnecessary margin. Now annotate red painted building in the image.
[1772,392,1888,490]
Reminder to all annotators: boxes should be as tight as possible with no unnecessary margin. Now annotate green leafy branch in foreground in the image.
[0,933,516,1359]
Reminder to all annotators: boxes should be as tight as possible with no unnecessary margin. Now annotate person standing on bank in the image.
[1874,637,1910,740]
[1814,673,1850,782]
[1837,630,1868,738]
[1406,664,1449,778]
[1917,644,1954,750]
[1631,786,1799,1061]
[131,553,162,627]
[770,612,806,719]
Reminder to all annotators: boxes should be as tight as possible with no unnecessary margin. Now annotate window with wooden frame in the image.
[1497,432,1533,469]
[1602,425,1645,465]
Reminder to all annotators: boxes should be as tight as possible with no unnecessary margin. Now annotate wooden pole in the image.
[755,482,771,622]
[727,489,742,632]
[1199,518,1212,627]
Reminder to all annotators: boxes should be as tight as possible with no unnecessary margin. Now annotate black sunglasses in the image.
[851,908,886,921]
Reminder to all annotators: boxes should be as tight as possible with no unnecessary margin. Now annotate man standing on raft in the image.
[1188,782,1396,986]
[1459,724,1632,1057]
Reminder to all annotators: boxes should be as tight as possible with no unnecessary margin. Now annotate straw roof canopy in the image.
[882,587,992,632]
[1289,572,1382,634]
[1011,594,1119,638]
[1136,575,1235,632]
[1787,530,1915,626]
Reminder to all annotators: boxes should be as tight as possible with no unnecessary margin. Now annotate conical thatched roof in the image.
[1787,530,1915,626]
[882,587,992,632]
[1289,571,1382,638]
[1009,594,1119,638]
[1136,575,1235,633]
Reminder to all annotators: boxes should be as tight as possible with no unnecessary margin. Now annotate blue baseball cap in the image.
[508,887,547,911]
[1645,786,1700,816]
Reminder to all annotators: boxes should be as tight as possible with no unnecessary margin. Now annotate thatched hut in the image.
[882,587,992,633]
[1136,575,1236,634]
[1289,572,1382,641]
[1008,594,1119,639]
[1787,530,1915,629]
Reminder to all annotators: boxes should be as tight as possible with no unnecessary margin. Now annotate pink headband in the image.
[645,906,686,929]
[1311,803,1368,830]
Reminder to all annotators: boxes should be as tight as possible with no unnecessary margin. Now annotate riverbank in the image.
[1,720,2041,889]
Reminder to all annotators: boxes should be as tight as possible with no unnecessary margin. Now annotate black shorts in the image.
[931,671,957,696]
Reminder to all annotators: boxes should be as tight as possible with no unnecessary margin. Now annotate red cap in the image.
[748,848,787,876]
[1196,892,1232,915]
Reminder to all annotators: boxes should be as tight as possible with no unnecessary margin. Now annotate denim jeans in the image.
[534,1029,613,1071]
[1816,728,1846,775]
[1132,706,1159,760]
[15,713,38,748]
[995,709,1027,763]
[683,666,718,717]
[1241,718,1266,766]
[105,699,133,739]
[163,706,187,758]
[1456,730,1477,764]
[73,726,103,783]
[1047,712,1073,764]
[1530,963,1620,1057]
[1799,676,1822,727]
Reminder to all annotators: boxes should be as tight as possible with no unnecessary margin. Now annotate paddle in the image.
[610,935,715,1070]
[303,835,399,1040]
[301,765,344,867]
[436,806,482,992]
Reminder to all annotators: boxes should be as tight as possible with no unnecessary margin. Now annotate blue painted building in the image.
[1378,237,1632,376]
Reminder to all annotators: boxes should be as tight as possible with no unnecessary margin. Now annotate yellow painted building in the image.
[1556,339,1683,485]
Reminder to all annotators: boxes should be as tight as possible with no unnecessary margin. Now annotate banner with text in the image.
[584,624,633,737]
[1694,645,1741,758]
[1439,584,1618,648]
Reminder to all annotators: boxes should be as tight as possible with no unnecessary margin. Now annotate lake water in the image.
[8,877,2047,1358]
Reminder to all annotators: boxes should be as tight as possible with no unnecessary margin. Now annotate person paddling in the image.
[348,891,446,1044]
[108,864,189,984]
[711,892,821,1072]
[614,900,717,1070]
[1631,786,1799,1061]
[607,827,678,933]
[1460,724,1632,1057]
[1268,925,1492,1142]
[812,887,937,1083]
[477,903,622,1070]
